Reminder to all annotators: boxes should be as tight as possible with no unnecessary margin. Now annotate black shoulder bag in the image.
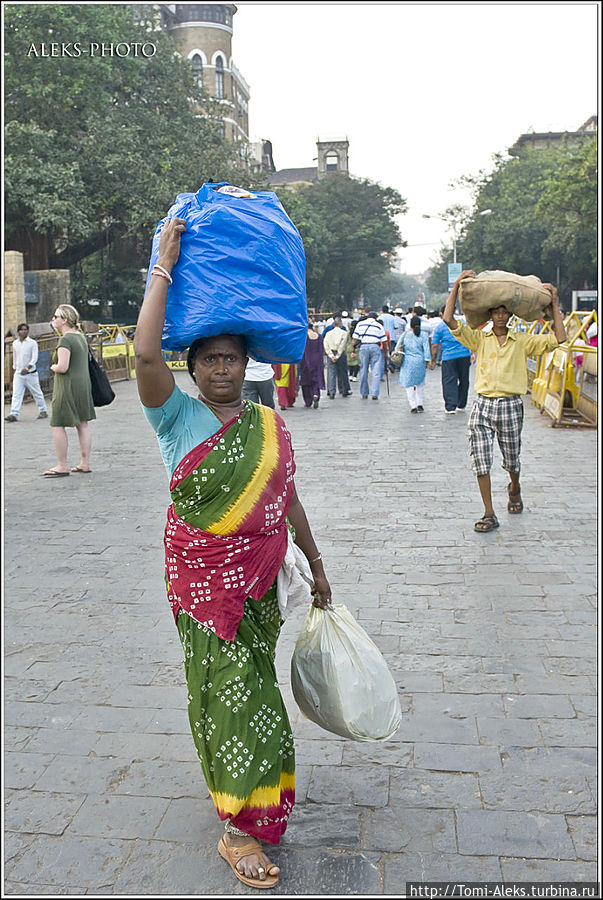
[87,341,115,407]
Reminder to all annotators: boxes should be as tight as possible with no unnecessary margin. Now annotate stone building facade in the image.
[509,115,597,156]
[160,4,250,156]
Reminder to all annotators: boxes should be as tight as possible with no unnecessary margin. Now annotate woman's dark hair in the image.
[410,315,422,337]
[186,334,248,382]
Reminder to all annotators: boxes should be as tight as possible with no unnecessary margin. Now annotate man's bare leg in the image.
[477,473,495,517]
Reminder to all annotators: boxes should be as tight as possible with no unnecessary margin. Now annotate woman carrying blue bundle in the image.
[135,217,332,891]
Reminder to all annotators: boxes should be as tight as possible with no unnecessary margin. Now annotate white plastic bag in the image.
[290,603,402,741]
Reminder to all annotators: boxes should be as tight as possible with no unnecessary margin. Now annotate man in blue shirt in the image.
[379,305,396,340]
[430,307,473,414]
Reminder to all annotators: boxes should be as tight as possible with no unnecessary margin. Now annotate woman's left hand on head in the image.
[157,217,186,271]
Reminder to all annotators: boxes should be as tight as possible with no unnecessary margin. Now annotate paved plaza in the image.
[3,367,599,895]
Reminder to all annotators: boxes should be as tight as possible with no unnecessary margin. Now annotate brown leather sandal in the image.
[507,484,523,513]
[217,836,279,890]
[474,514,499,533]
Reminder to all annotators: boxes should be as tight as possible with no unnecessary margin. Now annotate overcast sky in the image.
[232,2,599,276]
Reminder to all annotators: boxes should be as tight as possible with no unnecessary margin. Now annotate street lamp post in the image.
[422,213,459,262]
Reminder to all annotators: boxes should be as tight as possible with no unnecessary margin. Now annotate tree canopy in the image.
[4,4,248,270]
[275,176,406,311]
[426,139,598,305]
[363,271,434,311]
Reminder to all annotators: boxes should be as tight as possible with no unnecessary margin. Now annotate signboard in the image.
[571,290,597,312]
[447,263,463,290]
[24,271,41,305]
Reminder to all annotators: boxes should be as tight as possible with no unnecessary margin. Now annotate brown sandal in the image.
[217,836,279,890]
[507,484,523,513]
[474,514,499,533]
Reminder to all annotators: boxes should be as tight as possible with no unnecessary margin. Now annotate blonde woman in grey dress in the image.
[43,304,96,477]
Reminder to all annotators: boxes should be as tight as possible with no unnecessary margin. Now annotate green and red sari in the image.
[165,401,296,843]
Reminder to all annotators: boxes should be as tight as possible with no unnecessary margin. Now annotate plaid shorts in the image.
[468,394,524,477]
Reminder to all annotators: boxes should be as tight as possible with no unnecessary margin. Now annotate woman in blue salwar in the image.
[395,315,434,412]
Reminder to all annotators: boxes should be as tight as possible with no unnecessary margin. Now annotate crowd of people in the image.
[237,299,473,416]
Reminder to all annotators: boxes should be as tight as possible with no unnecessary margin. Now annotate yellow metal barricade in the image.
[98,324,137,380]
[166,358,188,371]
[97,325,192,378]
[507,316,556,398]
[518,310,597,428]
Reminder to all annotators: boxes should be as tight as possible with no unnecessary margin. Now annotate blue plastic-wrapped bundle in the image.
[145,182,308,362]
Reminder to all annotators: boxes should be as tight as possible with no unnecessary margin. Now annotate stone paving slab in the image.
[3,370,598,894]
[456,809,577,859]
[383,851,503,888]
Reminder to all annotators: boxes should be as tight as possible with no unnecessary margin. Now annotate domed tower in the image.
[160,4,249,147]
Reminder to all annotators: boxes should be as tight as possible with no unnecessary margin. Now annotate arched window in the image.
[326,153,339,172]
[191,53,203,88]
[215,56,224,99]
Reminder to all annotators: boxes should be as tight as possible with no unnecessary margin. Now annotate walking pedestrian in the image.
[346,320,360,381]
[272,363,297,410]
[42,305,95,477]
[377,316,392,384]
[324,315,351,398]
[443,270,566,533]
[391,309,406,348]
[395,315,434,413]
[352,311,387,400]
[430,309,473,414]
[388,310,406,375]
[299,317,325,408]
[379,305,396,342]
[242,358,275,408]
[134,216,332,890]
[5,323,48,422]
[427,310,444,365]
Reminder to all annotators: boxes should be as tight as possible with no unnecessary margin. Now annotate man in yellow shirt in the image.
[443,270,566,533]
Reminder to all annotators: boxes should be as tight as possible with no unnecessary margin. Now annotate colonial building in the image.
[268,138,350,187]
[508,115,597,156]
[160,3,266,167]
